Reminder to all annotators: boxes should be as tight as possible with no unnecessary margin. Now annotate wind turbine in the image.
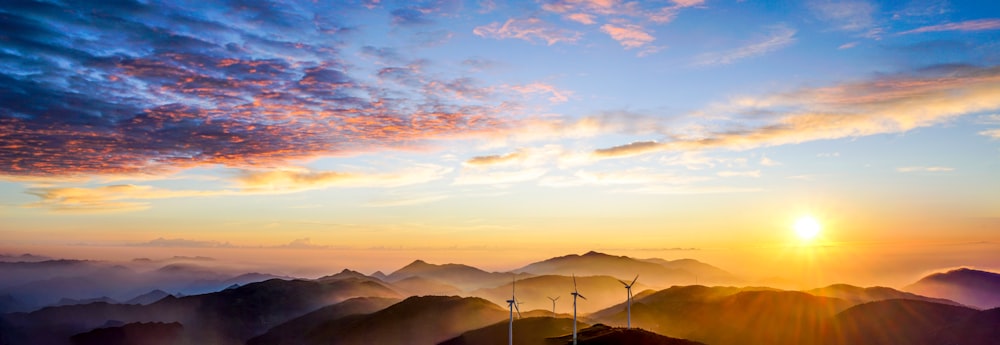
[570,274,586,345]
[547,296,559,315]
[618,275,639,329]
[506,276,521,345]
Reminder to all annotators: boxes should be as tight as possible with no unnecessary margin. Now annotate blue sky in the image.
[1,0,999,284]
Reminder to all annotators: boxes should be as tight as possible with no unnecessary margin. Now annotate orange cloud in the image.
[600,24,655,49]
[508,82,572,103]
[235,165,451,192]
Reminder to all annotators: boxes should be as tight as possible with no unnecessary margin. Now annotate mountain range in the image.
[2,252,999,345]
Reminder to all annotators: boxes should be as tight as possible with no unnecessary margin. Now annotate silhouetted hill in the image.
[904,268,1000,309]
[247,297,400,345]
[386,260,525,291]
[546,324,705,345]
[806,284,962,306]
[513,251,737,287]
[824,299,980,345]
[297,295,509,345]
[390,276,463,296]
[69,322,182,345]
[592,286,851,345]
[438,317,585,345]
[472,275,639,314]
[124,290,172,305]
[932,307,1000,345]
[317,269,379,283]
[0,277,402,345]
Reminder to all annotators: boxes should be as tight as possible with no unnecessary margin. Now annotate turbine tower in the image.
[618,275,639,329]
[506,276,521,345]
[547,296,559,315]
[570,274,586,345]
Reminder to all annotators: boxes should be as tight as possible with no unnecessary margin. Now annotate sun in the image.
[794,216,822,241]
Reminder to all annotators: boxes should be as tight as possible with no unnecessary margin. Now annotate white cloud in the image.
[896,166,954,173]
[694,25,796,66]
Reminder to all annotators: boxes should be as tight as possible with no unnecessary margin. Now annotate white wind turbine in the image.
[618,275,639,329]
[506,276,521,345]
[547,296,559,315]
[570,274,586,345]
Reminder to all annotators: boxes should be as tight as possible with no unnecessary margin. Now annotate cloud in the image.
[0,1,513,178]
[464,151,526,167]
[540,168,709,187]
[899,19,1000,35]
[810,0,877,32]
[760,155,781,166]
[24,184,234,213]
[694,25,796,66]
[473,18,582,45]
[897,166,954,173]
[593,140,665,158]
[980,129,1000,139]
[567,13,597,24]
[838,41,859,50]
[593,64,1000,158]
[235,165,451,192]
[507,82,573,103]
[601,24,655,49]
[134,237,235,248]
[717,170,761,178]
[452,168,548,185]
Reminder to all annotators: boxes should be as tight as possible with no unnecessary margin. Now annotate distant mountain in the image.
[386,260,526,291]
[0,253,52,262]
[247,297,400,345]
[805,284,963,306]
[54,296,118,307]
[438,317,585,345]
[513,251,738,287]
[0,294,28,314]
[390,276,463,296]
[0,277,402,345]
[472,275,645,314]
[317,269,379,282]
[371,271,388,280]
[291,295,509,345]
[69,322,182,345]
[124,290,172,305]
[825,299,980,345]
[0,260,289,311]
[546,324,705,345]
[904,268,1000,309]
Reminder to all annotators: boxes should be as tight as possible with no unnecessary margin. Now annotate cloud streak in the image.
[899,19,1000,35]
[473,18,582,45]
[694,25,796,66]
[594,64,1000,157]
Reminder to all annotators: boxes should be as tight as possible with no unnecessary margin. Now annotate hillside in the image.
[545,324,705,345]
[513,251,738,287]
[805,284,962,306]
[438,316,585,345]
[904,268,1000,309]
[247,297,400,345]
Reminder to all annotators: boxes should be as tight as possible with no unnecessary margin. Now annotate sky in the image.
[1,0,1000,288]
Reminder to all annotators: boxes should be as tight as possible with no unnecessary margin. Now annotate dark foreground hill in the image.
[69,322,182,345]
[246,297,400,345]
[821,299,997,345]
[546,324,705,345]
[438,317,585,345]
[251,295,509,345]
[904,268,1000,309]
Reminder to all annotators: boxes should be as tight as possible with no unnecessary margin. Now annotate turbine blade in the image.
[514,301,521,317]
[578,293,587,300]
[573,274,578,291]
[631,275,639,286]
[618,279,628,287]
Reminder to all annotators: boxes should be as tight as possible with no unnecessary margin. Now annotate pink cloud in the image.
[600,23,655,49]
[899,18,1000,35]
[473,18,582,45]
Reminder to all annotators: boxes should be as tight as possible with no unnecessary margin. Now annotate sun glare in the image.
[794,216,822,241]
